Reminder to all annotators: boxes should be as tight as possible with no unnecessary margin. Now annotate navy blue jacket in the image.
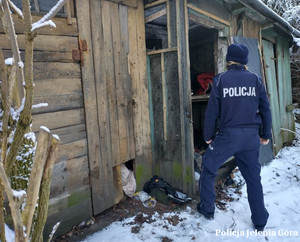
[204,65,272,141]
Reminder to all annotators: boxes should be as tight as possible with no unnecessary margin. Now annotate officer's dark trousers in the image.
[199,127,269,227]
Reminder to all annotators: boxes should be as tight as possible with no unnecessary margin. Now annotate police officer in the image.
[197,43,272,231]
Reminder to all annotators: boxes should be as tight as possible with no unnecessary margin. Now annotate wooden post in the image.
[22,128,51,240]
[31,135,60,242]
[176,0,194,195]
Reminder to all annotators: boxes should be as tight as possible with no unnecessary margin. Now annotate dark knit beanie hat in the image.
[226,43,249,65]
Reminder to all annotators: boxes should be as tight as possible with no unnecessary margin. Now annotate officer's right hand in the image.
[206,140,212,144]
[260,138,269,145]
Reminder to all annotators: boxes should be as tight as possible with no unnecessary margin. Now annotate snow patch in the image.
[12,189,26,199]
[31,20,56,32]
[293,35,300,47]
[5,58,14,65]
[52,134,60,141]
[8,0,24,19]
[40,126,50,133]
[18,61,24,68]
[24,132,36,143]
[32,103,48,109]
[81,123,300,242]
[31,0,66,32]
[5,224,15,242]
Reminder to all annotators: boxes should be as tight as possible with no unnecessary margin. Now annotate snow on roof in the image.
[240,0,300,46]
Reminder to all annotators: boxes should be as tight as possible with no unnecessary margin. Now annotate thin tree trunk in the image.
[0,49,8,242]
[0,163,25,242]
[0,0,24,102]
[0,189,5,242]
[31,136,60,242]
[5,0,34,175]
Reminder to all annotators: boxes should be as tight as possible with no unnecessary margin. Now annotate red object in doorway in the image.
[196,72,214,95]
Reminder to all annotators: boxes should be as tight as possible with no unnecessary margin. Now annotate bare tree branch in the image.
[8,0,24,19]
[5,0,35,175]
[31,0,68,32]
[0,163,25,242]
[1,0,25,99]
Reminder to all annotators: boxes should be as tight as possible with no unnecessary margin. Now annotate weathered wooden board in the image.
[169,0,177,47]
[58,139,88,163]
[243,17,260,39]
[276,39,288,141]
[119,5,136,162]
[32,108,85,132]
[49,124,86,145]
[33,76,83,114]
[32,93,83,114]
[46,187,92,237]
[33,62,81,80]
[50,156,89,198]
[0,15,78,36]
[0,35,78,51]
[128,0,153,189]
[89,0,117,214]
[165,51,183,179]
[262,40,282,154]
[149,54,164,166]
[177,0,194,194]
[188,10,226,31]
[34,78,82,95]
[3,50,76,63]
[276,38,295,142]
[111,3,129,166]
[102,1,121,166]
[188,0,230,23]
[108,0,138,8]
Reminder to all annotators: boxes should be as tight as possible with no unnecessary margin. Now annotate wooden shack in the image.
[1,0,298,236]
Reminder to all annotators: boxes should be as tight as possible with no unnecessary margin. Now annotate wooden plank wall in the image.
[146,0,195,195]
[230,15,260,39]
[262,40,283,154]
[79,0,153,215]
[243,17,260,39]
[127,0,153,188]
[0,3,93,236]
[276,38,295,142]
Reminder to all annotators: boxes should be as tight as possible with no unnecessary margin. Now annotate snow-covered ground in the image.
[82,122,300,242]
[4,117,300,242]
